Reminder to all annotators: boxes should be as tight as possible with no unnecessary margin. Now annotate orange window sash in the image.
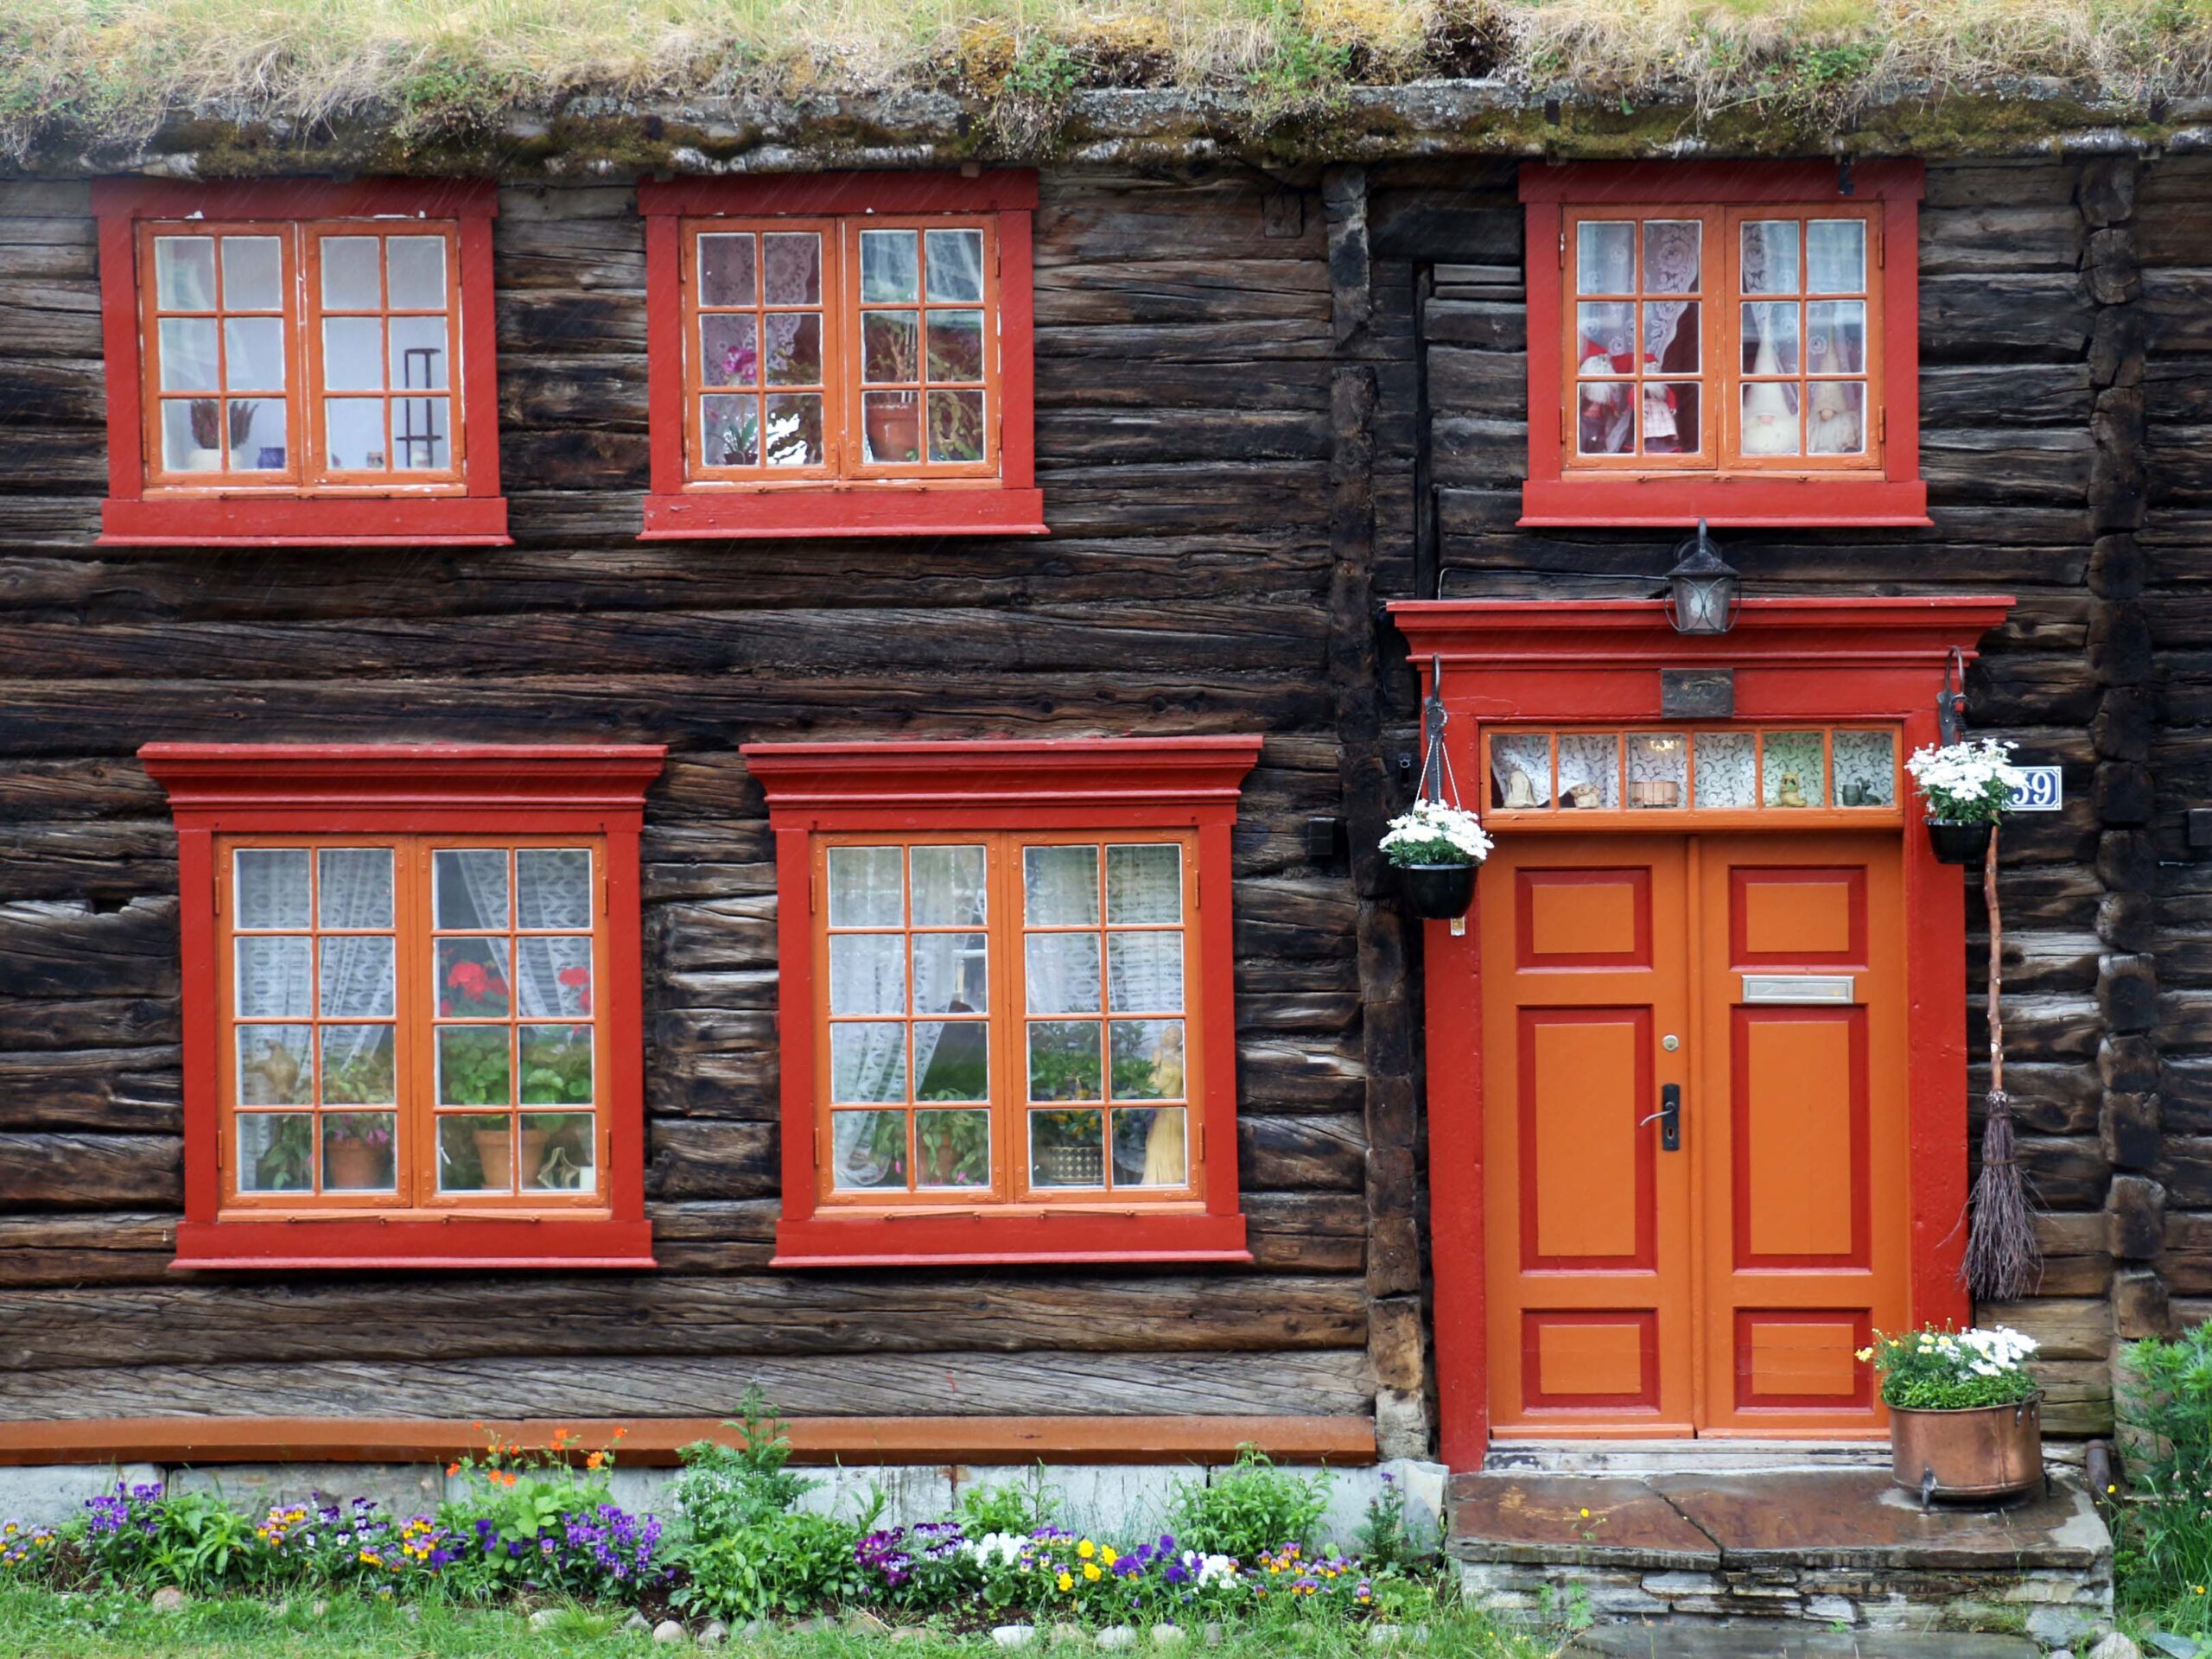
[302,222,467,491]
[214,832,610,1220]
[840,216,1001,482]
[809,829,1206,1214]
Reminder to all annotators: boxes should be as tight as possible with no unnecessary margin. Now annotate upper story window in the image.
[95,180,507,547]
[641,173,1044,540]
[1522,162,1927,530]
[745,737,1261,1267]
[143,743,664,1269]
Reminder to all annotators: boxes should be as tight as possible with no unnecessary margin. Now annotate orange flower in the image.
[613,1426,629,1440]
[445,1463,459,1478]
[472,1421,484,1430]
[586,1452,605,1471]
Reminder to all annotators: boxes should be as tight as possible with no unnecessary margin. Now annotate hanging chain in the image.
[1418,653,1463,811]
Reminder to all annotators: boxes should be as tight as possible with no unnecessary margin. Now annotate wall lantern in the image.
[1662,518,1740,636]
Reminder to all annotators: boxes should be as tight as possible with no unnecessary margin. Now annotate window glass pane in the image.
[1577,384,1633,456]
[763,393,824,467]
[862,391,921,465]
[912,932,988,1015]
[861,311,918,385]
[519,1025,594,1105]
[517,849,592,928]
[1742,302,1799,375]
[913,1024,988,1103]
[1027,1020,1102,1102]
[1646,301,1698,374]
[861,229,919,302]
[1808,219,1866,292]
[322,1114,397,1191]
[321,237,382,309]
[385,237,446,309]
[318,848,393,928]
[1808,381,1867,455]
[322,316,384,391]
[925,228,984,302]
[1024,845,1098,925]
[927,311,984,382]
[238,1024,314,1106]
[699,234,756,307]
[831,1023,907,1103]
[1575,302,1635,374]
[321,1026,396,1104]
[1642,219,1701,293]
[1106,844,1181,923]
[1491,734,1553,809]
[523,1113,595,1192]
[1557,733,1618,810]
[1576,221,1633,294]
[910,845,987,926]
[158,318,219,391]
[324,397,385,470]
[1741,381,1801,457]
[762,233,821,305]
[436,1027,512,1107]
[226,399,288,471]
[236,849,311,929]
[222,236,283,309]
[915,1108,989,1186]
[927,390,986,462]
[1741,220,1799,294]
[517,936,594,1018]
[1694,731,1758,809]
[701,395,759,467]
[1107,931,1183,1013]
[154,237,215,309]
[435,849,510,928]
[830,933,907,1015]
[161,399,223,470]
[437,938,512,1018]
[1764,731,1827,808]
[1109,1019,1185,1100]
[320,935,395,1018]
[223,317,285,390]
[1807,301,1866,374]
[764,312,823,386]
[1029,1107,1104,1187]
[1026,934,1102,1015]
[1114,1105,1186,1187]
[438,1113,512,1192]
[1643,383,1698,456]
[827,846,904,927]
[238,1112,313,1192]
[388,315,449,390]
[701,314,758,387]
[392,397,450,470]
[831,1109,908,1189]
[1834,730,1897,807]
[1626,734,1688,809]
[237,937,312,1019]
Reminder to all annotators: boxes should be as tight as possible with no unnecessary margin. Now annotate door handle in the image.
[1638,1083,1681,1152]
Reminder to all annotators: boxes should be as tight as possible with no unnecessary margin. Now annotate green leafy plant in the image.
[438,1027,511,1107]
[1860,1325,2040,1411]
[82,1484,264,1593]
[1167,1446,1331,1562]
[1354,1470,1431,1569]
[673,1388,816,1538]
[959,1475,1059,1537]
[437,1427,629,1596]
[671,1510,869,1621]
[2114,1320,2212,1632]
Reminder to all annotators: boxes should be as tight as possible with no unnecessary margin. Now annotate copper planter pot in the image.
[1890,1395,2044,1505]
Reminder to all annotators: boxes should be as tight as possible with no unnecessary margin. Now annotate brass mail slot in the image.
[1740,974,1856,1005]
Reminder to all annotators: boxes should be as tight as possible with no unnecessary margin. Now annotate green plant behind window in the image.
[1166,1445,1330,1562]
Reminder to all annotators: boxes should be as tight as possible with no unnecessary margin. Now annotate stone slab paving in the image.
[1564,1625,2040,1657]
[1446,1473,1721,1568]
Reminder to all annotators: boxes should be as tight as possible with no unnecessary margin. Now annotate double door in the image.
[1480,832,1908,1436]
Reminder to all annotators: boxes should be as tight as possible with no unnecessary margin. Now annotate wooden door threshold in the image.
[1484,1438,1887,1476]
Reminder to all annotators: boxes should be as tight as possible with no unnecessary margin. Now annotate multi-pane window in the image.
[137,220,466,491]
[219,836,604,1211]
[814,832,1200,1207]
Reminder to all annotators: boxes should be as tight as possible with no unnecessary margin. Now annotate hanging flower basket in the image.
[1907,739,2020,868]
[1382,664,1494,924]
[1397,861,1478,921]
[1926,819,1995,866]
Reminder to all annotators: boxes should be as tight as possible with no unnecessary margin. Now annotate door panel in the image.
[1483,838,1693,1435]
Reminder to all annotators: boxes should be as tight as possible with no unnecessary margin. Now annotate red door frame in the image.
[1387,595,2014,1470]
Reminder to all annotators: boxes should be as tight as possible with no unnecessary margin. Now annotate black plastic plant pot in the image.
[1398,861,1478,920]
[1926,819,1994,867]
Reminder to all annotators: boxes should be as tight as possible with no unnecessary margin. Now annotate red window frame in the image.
[1521,162,1928,530]
[94,179,508,547]
[639,172,1045,540]
[744,737,1261,1266]
[142,742,665,1269]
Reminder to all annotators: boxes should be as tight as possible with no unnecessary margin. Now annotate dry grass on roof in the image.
[6,0,2212,154]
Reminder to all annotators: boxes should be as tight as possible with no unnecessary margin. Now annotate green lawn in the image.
[0,1587,1555,1659]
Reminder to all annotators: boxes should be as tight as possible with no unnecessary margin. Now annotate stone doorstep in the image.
[1562,1626,2041,1658]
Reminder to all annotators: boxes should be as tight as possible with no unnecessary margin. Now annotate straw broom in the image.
[1961,821,2044,1302]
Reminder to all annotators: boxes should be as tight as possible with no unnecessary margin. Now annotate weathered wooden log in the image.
[0,1132,180,1210]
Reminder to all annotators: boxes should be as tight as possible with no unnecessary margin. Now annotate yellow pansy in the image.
[1084,1563,1102,1582]
[1077,1539,1096,1560]
[1057,1572,1073,1592]
[1101,1547,1118,1567]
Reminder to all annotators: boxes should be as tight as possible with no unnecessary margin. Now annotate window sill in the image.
[173,1217,653,1270]
[641,487,1046,540]
[772,1208,1249,1267]
[100,494,512,548]
[1520,475,1929,530]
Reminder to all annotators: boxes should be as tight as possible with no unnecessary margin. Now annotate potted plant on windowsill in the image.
[1865,1324,2044,1505]
[1381,798,1494,922]
[1906,736,2021,865]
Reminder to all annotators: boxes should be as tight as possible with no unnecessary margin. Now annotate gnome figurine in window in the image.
[1740,322,1799,457]
[1140,1026,1188,1187]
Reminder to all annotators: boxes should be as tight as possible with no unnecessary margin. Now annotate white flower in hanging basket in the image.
[1905,738,2024,825]
[1379,799,1495,868]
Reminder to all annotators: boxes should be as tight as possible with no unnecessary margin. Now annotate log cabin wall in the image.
[0,171,1400,1437]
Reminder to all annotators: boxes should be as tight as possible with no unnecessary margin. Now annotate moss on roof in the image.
[6,0,2212,170]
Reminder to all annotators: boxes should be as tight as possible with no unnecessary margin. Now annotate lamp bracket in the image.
[1937,646,1967,746]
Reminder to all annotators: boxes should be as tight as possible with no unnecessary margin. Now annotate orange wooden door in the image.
[1691,833,1909,1436]
[1481,836,1696,1436]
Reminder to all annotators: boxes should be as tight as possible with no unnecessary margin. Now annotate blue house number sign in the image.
[2005,766,2063,811]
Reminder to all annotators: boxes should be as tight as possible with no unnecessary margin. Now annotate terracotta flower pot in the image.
[1890,1395,2043,1504]
[865,400,921,464]
[1398,861,1478,921]
[517,1128,549,1188]
[1927,819,1995,866]
[324,1141,384,1190]
[474,1128,513,1189]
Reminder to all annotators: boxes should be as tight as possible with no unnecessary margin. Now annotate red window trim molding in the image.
[639,170,1045,541]
[141,742,665,1270]
[94,177,509,548]
[743,736,1261,1267]
[1520,160,1929,530]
